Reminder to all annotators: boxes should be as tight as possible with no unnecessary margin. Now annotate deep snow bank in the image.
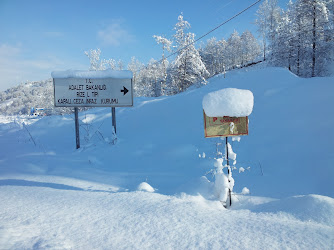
[0,67,333,198]
[0,184,333,249]
[1,66,334,249]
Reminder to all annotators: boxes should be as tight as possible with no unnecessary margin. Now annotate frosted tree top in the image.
[202,88,254,117]
[51,69,133,79]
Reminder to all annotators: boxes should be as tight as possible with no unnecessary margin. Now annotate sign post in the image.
[202,88,254,208]
[52,69,133,149]
[204,111,247,207]
[225,137,231,207]
[112,107,116,134]
[74,107,80,149]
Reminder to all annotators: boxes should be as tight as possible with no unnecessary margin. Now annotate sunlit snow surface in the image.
[1,67,334,249]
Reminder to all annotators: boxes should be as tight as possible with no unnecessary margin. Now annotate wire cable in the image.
[137,0,262,73]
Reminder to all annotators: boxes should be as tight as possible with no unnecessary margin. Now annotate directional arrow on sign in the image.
[121,86,129,96]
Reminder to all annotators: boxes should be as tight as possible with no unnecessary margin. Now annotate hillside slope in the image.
[0,67,333,249]
[1,67,333,197]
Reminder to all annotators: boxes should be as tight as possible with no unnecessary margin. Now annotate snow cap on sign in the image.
[51,69,133,79]
[202,88,254,117]
[137,182,155,192]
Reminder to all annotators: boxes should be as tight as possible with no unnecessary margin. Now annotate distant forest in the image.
[1,0,333,115]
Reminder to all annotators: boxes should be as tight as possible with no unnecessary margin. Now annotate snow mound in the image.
[252,194,334,226]
[202,88,254,117]
[241,187,250,195]
[137,182,155,192]
[51,69,133,79]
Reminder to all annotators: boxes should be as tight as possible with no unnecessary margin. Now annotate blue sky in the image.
[0,0,289,91]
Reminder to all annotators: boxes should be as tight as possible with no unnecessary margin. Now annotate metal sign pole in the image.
[112,107,116,134]
[53,71,134,150]
[226,137,232,207]
[75,107,80,149]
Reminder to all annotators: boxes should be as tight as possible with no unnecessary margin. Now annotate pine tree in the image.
[255,0,281,61]
[240,30,262,66]
[294,0,329,76]
[200,37,220,76]
[271,0,296,70]
[127,57,144,96]
[171,13,209,93]
[139,59,160,97]
[153,35,172,95]
[84,49,105,70]
[226,30,242,68]
[84,48,116,71]
[257,0,331,77]
[326,0,334,68]
[217,39,228,73]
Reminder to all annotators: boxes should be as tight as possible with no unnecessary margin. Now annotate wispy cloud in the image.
[97,19,135,46]
[0,44,21,58]
[0,44,85,91]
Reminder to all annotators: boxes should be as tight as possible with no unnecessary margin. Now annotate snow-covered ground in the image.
[1,67,334,249]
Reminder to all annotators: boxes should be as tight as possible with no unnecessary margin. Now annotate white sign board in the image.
[53,70,133,107]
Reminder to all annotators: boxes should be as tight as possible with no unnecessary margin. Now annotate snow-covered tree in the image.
[104,58,116,70]
[127,57,144,96]
[270,0,296,70]
[84,49,105,70]
[172,32,209,92]
[153,35,172,95]
[226,30,242,68]
[117,59,124,70]
[292,0,329,76]
[173,13,191,50]
[255,0,281,61]
[200,37,220,76]
[135,59,161,97]
[256,0,332,77]
[216,39,228,73]
[84,48,116,71]
[170,13,209,93]
[240,30,262,65]
[326,0,334,69]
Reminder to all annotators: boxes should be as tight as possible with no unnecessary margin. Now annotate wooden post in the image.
[112,107,116,134]
[75,107,80,149]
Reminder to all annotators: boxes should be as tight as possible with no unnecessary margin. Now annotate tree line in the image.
[87,0,334,97]
[256,0,334,77]
[2,1,333,115]
[86,13,262,97]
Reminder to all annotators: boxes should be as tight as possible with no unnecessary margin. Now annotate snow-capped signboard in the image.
[202,88,254,207]
[203,114,248,137]
[202,88,254,138]
[52,69,133,107]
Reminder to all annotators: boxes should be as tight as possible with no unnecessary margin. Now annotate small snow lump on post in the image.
[202,88,254,117]
[137,182,155,193]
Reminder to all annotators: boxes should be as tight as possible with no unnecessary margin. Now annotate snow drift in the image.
[1,66,334,249]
